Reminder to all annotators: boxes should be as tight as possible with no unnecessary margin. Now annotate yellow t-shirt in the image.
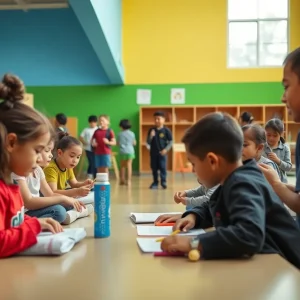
[44,160,75,190]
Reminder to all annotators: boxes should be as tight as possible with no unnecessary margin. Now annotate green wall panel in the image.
[28,82,284,171]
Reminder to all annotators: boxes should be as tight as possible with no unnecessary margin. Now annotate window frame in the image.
[227,0,290,69]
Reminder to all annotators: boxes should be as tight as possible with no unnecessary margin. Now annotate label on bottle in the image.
[94,182,110,238]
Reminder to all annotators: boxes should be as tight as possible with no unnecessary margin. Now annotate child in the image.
[12,138,93,225]
[55,113,68,133]
[44,133,94,198]
[259,48,300,227]
[241,124,283,181]
[155,182,219,224]
[0,73,62,258]
[147,111,173,189]
[161,112,300,269]
[91,115,116,174]
[262,118,292,183]
[117,119,136,185]
[239,111,254,126]
[79,115,98,179]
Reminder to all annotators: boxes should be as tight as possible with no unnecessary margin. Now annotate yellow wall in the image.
[123,0,300,84]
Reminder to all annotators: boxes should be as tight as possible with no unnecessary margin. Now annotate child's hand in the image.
[62,197,85,212]
[150,129,155,137]
[161,236,192,254]
[155,213,182,224]
[174,191,187,203]
[77,187,90,197]
[92,140,98,147]
[160,149,167,156]
[173,214,196,232]
[267,152,281,164]
[258,163,281,186]
[103,138,109,145]
[38,218,63,234]
[84,179,94,188]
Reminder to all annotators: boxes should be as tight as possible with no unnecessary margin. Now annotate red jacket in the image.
[0,180,41,258]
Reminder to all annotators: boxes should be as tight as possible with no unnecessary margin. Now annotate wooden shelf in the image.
[139,104,297,173]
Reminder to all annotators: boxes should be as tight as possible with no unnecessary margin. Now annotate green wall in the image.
[28,82,284,171]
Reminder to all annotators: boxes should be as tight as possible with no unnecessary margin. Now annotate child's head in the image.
[39,138,55,168]
[56,132,82,169]
[88,115,98,128]
[182,112,243,188]
[119,119,131,130]
[55,113,67,127]
[283,47,300,122]
[239,111,254,126]
[0,74,52,181]
[265,118,285,147]
[99,114,110,129]
[153,111,165,128]
[242,124,266,162]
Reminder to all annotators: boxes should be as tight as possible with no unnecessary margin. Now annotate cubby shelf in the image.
[139,105,298,173]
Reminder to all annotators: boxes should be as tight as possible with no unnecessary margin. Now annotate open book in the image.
[137,238,162,253]
[136,225,205,236]
[19,228,86,256]
[130,212,182,224]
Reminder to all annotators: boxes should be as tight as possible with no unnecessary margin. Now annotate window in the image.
[228,0,289,67]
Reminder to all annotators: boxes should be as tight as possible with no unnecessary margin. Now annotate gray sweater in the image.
[184,185,219,207]
[262,141,292,183]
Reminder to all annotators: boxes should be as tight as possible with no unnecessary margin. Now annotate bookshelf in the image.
[139,105,299,173]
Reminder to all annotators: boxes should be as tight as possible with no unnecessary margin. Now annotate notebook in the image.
[79,192,94,204]
[19,228,86,256]
[136,225,205,236]
[130,212,182,224]
[136,238,162,253]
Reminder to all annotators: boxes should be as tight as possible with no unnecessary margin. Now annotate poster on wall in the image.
[171,88,185,104]
[137,89,151,105]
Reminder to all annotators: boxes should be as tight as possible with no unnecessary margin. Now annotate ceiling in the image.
[0,0,68,10]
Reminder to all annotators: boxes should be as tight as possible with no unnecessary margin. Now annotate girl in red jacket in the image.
[0,73,62,258]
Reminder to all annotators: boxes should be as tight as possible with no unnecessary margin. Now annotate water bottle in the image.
[94,173,110,238]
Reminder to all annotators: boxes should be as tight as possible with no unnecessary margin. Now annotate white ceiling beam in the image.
[0,3,68,10]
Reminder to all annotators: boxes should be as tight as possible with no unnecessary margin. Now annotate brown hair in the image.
[0,73,53,182]
[56,131,81,152]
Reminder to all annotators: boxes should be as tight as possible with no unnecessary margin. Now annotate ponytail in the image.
[280,136,286,144]
[0,122,9,182]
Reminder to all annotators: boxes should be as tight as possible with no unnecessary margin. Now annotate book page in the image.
[136,238,162,253]
[130,212,182,223]
[136,225,205,236]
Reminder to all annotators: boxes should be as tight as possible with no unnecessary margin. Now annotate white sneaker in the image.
[62,210,79,225]
[78,204,94,219]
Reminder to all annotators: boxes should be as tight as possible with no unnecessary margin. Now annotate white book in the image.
[19,228,86,256]
[136,238,162,253]
[130,212,182,224]
[136,225,205,236]
[79,192,94,204]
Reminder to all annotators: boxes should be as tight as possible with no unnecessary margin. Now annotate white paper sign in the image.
[171,88,185,104]
[137,89,151,105]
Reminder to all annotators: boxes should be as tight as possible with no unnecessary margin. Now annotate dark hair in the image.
[182,112,243,163]
[88,115,97,123]
[56,131,81,151]
[284,47,300,80]
[265,118,285,144]
[242,124,266,145]
[154,111,165,118]
[55,113,67,126]
[240,112,254,124]
[119,119,131,129]
[0,74,53,182]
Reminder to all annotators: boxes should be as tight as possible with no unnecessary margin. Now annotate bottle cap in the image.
[96,173,109,182]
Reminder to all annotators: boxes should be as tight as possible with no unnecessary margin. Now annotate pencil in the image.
[156,229,181,242]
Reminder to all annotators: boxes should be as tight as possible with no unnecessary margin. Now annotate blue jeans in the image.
[26,205,72,223]
[86,150,96,178]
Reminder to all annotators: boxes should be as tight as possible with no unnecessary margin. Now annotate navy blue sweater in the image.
[183,159,300,268]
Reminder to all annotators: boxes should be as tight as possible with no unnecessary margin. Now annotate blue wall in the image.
[0,8,110,86]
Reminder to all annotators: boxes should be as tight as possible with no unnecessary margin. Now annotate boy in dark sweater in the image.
[161,112,300,269]
[147,111,173,189]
